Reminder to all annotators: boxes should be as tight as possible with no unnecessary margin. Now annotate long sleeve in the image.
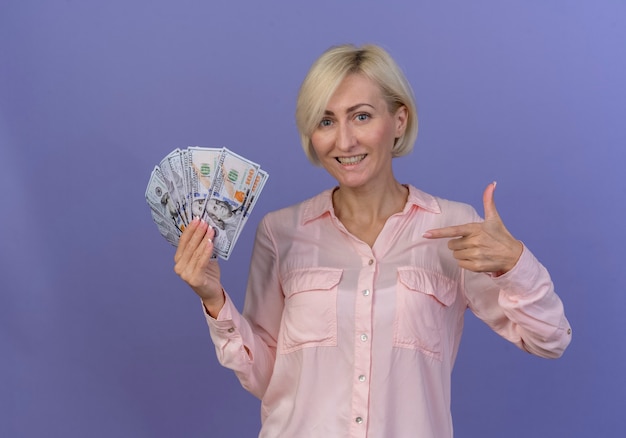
[204,215,283,399]
[464,245,572,358]
[202,186,572,437]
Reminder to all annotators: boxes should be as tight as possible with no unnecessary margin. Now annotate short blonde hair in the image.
[296,44,418,166]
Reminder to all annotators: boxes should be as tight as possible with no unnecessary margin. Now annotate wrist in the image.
[201,290,226,318]
[495,240,524,277]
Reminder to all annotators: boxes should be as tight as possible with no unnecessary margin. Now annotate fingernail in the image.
[493,181,497,188]
[422,232,432,238]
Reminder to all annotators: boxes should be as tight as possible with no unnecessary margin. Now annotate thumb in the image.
[483,181,500,221]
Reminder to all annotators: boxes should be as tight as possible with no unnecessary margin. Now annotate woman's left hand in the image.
[423,182,523,276]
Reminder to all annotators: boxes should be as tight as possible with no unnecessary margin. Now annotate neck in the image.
[332,178,408,224]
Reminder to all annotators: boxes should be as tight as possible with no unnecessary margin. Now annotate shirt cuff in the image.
[490,243,551,299]
[203,292,240,337]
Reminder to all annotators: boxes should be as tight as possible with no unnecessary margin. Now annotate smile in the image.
[336,154,366,165]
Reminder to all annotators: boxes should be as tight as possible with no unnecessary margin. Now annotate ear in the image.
[394,105,408,137]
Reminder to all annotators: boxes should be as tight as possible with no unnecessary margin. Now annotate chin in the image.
[336,176,372,189]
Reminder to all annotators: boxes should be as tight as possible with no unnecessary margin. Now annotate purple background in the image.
[2,1,624,437]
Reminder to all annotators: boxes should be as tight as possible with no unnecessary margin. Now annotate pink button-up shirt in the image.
[206,185,571,438]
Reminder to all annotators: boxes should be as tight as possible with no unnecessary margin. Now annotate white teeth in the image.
[337,154,366,165]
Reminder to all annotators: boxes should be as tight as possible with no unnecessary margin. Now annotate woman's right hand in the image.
[174,218,225,317]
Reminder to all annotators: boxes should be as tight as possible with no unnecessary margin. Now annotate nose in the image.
[336,122,356,151]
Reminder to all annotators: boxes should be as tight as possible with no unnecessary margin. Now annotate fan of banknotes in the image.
[145,147,268,260]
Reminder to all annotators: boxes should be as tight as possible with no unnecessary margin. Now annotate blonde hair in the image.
[296,44,418,165]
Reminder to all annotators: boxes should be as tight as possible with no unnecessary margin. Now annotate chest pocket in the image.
[393,267,458,360]
[280,268,342,354]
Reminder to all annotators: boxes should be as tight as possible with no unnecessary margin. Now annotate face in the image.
[192,198,206,217]
[207,199,232,220]
[310,74,407,190]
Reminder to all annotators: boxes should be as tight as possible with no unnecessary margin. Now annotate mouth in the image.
[336,154,366,165]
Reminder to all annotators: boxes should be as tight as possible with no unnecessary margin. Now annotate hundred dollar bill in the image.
[242,168,268,220]
[187,146,222,219]
[145,166,186,238]
[146,146,268,258]
[202,148,259,259]
[168,148,191,225]
[150,209,180,246]
[159,149,189,226]
[230,168,269,248]
[181,148,191,216]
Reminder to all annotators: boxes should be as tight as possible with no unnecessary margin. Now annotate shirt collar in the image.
[301,184,441,225]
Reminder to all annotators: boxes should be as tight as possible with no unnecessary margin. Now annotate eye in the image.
[355,113,370,122]
[319,118,333,127]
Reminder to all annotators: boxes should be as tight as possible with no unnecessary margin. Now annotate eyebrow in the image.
[323,103,376,115]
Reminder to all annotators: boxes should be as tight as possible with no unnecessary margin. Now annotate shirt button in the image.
[227,327,235,333]
[360,334,368,342]
[567,328,572,335]
[358,375,366,382]
[355,417,363,424]
[368,259,374,265]
[362,289,370,296]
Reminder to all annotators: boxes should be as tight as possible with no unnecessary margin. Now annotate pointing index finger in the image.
[423,224,474,239]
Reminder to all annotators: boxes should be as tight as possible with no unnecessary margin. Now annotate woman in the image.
[174,44,571,437]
